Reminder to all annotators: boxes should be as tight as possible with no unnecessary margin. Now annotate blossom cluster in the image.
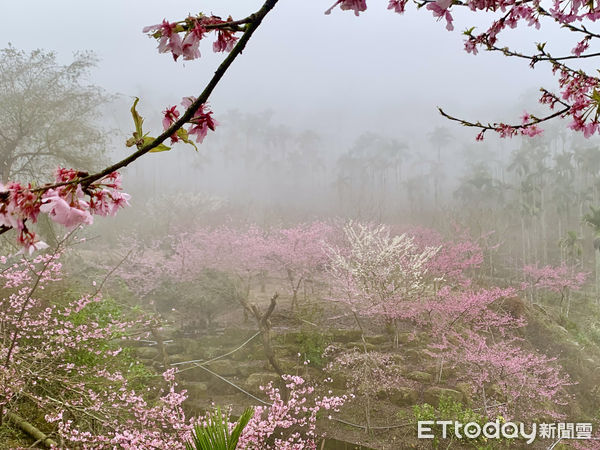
[322,222,571,420]
[0,252,192,447]
[523,263,588,293]
[325,0,600,140]
[325,222,440,320]
[121,222,337,308]
[522,263,588,309]
[162,97,218,144]
[238,375,347,449]
[406,225,484,287]
[143,15,239,62]
[0,168,129,252]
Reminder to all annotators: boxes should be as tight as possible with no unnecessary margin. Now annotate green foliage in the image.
[130,97,144,138]
[120,347,154,389]
[584,206,600,234]
[176,128,198,150]
[436,395,483,424]
[126,97,171,152]
[412,402,436,422]
[69,297,124,328]
[186,407,254,450]
[297,331,328,368]
[145,136,171,153]
[292,301,330,367]
[412,395,501,448]
[66,298,132,367]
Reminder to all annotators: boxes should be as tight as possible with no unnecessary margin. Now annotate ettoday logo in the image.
[417,420,593,444]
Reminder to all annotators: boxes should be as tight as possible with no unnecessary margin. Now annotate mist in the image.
[2,1,600,448]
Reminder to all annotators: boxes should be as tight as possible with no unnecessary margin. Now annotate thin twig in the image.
[172,331,261,371]
[192,363,270,405]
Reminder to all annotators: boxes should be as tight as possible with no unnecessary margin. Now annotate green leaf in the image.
[185,406,253,450]
[592,89,600,105]
[143,136,171,153]
[176,128,198,151]
[130,97,144,138]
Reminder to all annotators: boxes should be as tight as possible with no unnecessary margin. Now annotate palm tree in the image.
[427,126,453,163]
[583,206,600,303]
[454,163,505,208]
[559,230,583,267]
[552,151,576,240]
[427,126,453,208]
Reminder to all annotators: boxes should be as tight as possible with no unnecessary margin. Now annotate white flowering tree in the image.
[326,222,439,346]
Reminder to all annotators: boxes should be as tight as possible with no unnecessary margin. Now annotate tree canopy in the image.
[0,46,108,183]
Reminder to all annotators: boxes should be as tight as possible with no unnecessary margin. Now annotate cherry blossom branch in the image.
[166,16,251,33]
[4,232,72,369]
[537,6,600,39]
[0,0,280,249]
[472,37,600,71]
[6,412,58,448]
[326,0,600,139]
[438,105,570,139]
[64,0,279,189]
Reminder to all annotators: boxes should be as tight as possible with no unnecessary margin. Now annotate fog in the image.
[4,1,561,129]
[5,0,582,222]
[3,2,600,448]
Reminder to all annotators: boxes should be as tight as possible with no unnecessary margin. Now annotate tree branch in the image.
[6,412,58,448]
[37,0,280,192]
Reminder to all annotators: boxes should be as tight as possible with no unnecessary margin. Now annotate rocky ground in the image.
[124,283,600,449]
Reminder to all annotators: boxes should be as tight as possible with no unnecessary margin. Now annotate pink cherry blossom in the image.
[143,20,183,60]
[213,29,238,52]
[181,96,218,143]
[325,0,367,16]
[426,0,454,31]
[181,23,206,60]
[387,0,407,13]
[162,105,180,130]
[40,189,93,228]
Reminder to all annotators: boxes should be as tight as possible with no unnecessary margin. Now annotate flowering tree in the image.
[434,331,571,420]
[0,46,109,183]
[238,375,347,449]
[406,226,484,288]
[0,243,199,447]
[326,222,439,345]
[170,225,271,302]
[264,222,335,310]
[417,285,572,420]
[325,347,404,433]
[522,263,588,314]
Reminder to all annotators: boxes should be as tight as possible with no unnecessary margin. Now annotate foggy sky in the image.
[3,0,569,138]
